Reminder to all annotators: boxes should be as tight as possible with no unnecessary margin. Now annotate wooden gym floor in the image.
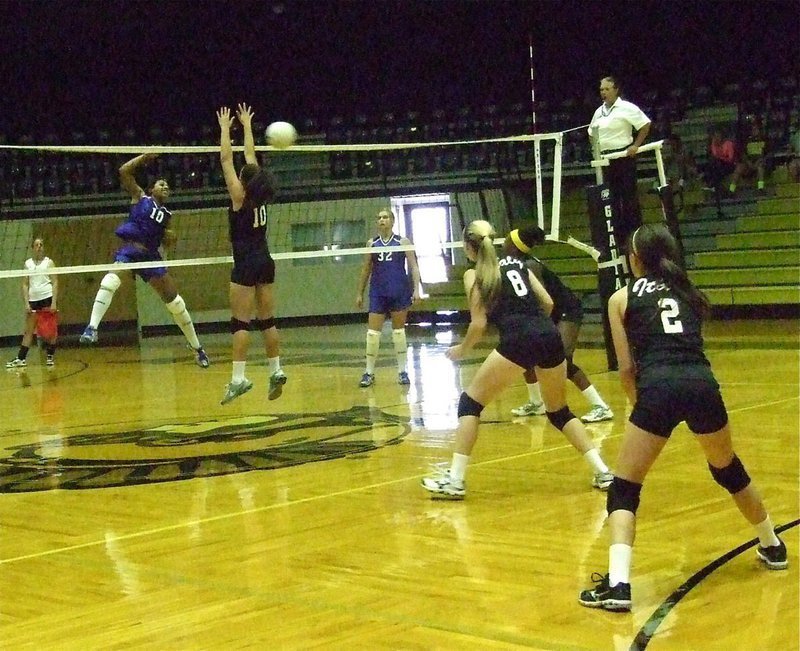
[0,319,797,650]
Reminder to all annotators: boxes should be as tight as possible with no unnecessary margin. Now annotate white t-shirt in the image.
[25,256,54,302]
[588,98,651,152]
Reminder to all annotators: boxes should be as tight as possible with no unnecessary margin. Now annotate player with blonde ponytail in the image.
[422,220,613,499]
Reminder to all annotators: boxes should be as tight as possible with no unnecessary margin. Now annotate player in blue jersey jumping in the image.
[355,208,422,387]
[80,153,209,368]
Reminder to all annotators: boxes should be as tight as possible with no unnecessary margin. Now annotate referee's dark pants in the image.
[604,154,642,249]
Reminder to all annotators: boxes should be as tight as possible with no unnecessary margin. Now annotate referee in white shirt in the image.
[588,76,651,247]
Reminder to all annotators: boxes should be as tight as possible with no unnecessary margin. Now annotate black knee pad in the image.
[709,455,751,494]
[457,392,484,418]
[546,406,575,431]
[607,476,642,515]
[566,357,580,379]
[252,317,276,331]
[230,318,250,334]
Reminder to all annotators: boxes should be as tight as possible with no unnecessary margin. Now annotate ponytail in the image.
[464,220,500,310]
[634,224,710,320]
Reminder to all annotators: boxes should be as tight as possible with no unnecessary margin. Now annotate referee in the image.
[588,76,651,248]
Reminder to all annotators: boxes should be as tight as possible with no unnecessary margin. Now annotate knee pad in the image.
[166,294,186,315]
[230,318,250,334]
[709,455,751,494]
[100,273,121,293]
[607,476,642,515]
[566,357,580,379]
[546,406,575,431]
[252,317,275,331]
[457,392,484,418]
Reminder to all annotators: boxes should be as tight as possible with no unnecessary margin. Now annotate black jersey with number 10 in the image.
[228,202,268,258]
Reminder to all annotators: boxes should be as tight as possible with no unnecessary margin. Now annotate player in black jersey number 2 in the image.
[579,223,787,613]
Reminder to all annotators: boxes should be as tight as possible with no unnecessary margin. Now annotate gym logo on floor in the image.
[0,406,414,493]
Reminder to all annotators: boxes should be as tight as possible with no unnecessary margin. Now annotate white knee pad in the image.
[166,294,186,315]
[101,273,122,293]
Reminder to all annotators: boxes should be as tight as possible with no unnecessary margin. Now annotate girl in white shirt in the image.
[6,237,59,368]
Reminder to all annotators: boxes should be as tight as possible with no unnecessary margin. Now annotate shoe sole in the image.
[582,415,614,423]
[756,549,788,570]
[592,481,612,491]
[579,598,631,612]
[421,479,465,500]
[221,381,254,405]
[268,376,287,400]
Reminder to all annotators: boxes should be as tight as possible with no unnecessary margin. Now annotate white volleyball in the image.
[265,121,297,149]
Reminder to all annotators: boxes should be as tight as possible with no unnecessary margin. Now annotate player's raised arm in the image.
[237,103,258,166]
[119,153,156,203]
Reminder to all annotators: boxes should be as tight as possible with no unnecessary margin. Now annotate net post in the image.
[550,133,563,240]
[534,138,545,230]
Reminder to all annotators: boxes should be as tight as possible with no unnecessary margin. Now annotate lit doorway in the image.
[391,194,451,284]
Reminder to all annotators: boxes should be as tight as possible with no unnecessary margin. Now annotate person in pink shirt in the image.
[702,126,738,192]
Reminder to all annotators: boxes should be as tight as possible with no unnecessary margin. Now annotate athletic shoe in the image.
[195,347,210,368]
[359,372,375,388]
[5,358,26,368]
[593,471,614,491]
[757,539,788,570]
[268,370,287,400]
[582,405,614,423]
[220,379,253,405]
[46,354,55,367]
[511,401,545,416]
[398,371,410,385]
[421,469,466,500]
[579,573,632,612]
[79,325,98,344]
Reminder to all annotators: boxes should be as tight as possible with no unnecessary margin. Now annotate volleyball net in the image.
[0,127,670,339]
[0,129,595,279]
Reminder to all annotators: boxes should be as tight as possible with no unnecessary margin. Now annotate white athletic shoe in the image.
[421,469,466,499]
[511,401,546,416]
[221,379,253,405]
[592,471,614,491]
[582,405,614,423]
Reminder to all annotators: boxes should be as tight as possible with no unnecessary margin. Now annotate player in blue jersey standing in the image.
[579,224,787,612]
[217,103,286,405]
[355,208,421,387]
[80,153,209,368]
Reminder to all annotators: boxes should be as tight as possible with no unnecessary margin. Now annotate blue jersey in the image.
[369,234,411,299]
[115,196,172,252]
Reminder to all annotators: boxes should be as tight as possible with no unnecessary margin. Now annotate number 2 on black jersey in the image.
[659,297,683,333]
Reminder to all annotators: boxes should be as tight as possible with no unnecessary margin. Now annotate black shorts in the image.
[231,251,275,287]
[630,368,728,438]
[29,297,53,311]
[496,319,565,370]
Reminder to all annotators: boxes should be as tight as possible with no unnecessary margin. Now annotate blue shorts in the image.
[114,244,167,281]
[369,293,411,315]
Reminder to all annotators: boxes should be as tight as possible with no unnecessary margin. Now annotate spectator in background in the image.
[663,134,698,193]
[701,126,738,193]
[730,120,768,195]
[786,123,800,183]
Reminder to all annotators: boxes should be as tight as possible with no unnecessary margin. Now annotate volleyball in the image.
[266,121,297,149]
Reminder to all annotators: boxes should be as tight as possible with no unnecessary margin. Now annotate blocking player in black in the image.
[505,226,614,424]
[421,220,612,499]
[217,103,286,405]
[579,223,787,613]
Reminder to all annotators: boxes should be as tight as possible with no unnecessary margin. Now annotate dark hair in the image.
[240,163,275,208]
[504,224,544,256]
[601,75,621,93]
[631,224,710,319]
